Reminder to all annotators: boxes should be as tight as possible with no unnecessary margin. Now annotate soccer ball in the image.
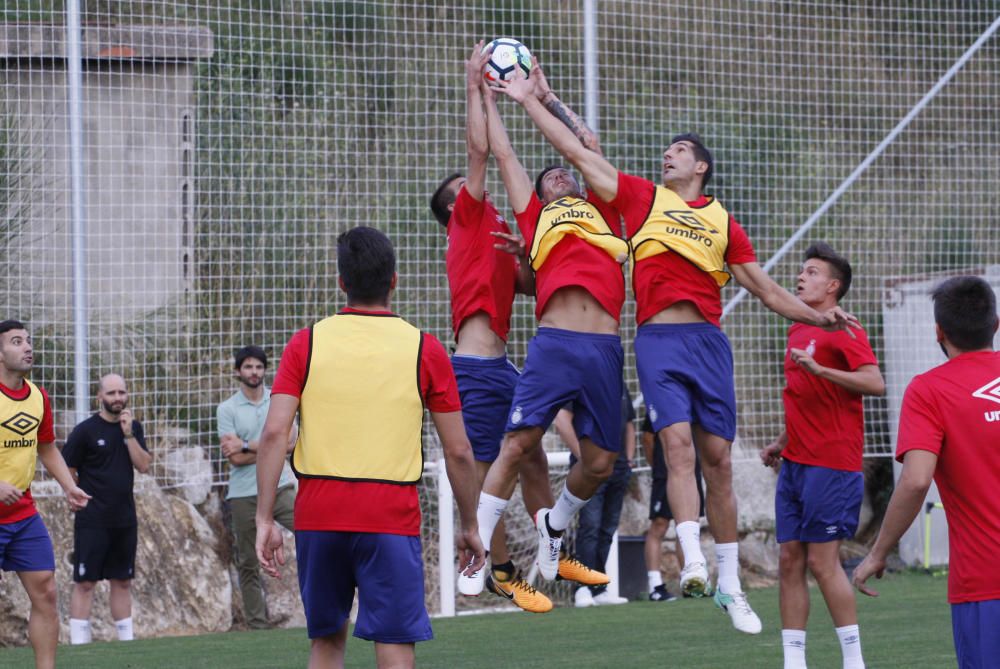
[483,38,532,83]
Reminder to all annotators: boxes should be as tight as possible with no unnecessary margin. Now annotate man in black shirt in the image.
[62,374,151,644]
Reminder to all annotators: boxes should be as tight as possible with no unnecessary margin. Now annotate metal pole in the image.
[583,0,598,132]
[437,458,456,617]
[721,13,1000,320]
[66,0,89,422]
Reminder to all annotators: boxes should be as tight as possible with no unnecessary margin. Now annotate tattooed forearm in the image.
[543,95,600,153]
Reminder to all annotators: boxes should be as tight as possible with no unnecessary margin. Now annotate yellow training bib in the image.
[528,196,628,271]
[292,313,424,484]
[0,380,45,491]
[629,186,732,288]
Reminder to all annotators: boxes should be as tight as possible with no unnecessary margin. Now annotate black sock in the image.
[492,560,515,579]
[545,515,564,538]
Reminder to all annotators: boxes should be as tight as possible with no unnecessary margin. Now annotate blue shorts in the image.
[775,460,863,543]
[451,354,519,462]
[635,323,736,441]
[295,530,432,644]
[952,599,1000,669]
[0,514,55,572]
[505,327,624,451]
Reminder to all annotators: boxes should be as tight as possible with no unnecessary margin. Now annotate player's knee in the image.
[30,575,58,611]
[664,446,696,474]
[779,544,806,574]
[501,430,537,463]
[75,580,97,595]
[700,452,733,485]
[582,454,615,482]
[806,549,840,579]
[110,579,132,592]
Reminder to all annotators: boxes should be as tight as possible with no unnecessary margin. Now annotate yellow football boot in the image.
[486,571,554,613]
[557,551,610,586]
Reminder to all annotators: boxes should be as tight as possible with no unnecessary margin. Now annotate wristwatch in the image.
[241,441,250,454]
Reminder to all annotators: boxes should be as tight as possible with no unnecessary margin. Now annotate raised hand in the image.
[530,56,553,101]
[466,40,490,90]
[491,230,527,257]
[819,306,861,339]
[119,407,135,437]
[489,65,537,103]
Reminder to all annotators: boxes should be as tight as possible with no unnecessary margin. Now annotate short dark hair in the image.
[670,133,713,188]
[931,276,998,352]
[429,172,462,227]
[804,242,853,300]
[534,164,565,198]
[0,320,26,338]
[337,226,396,304]
[234,345,267,369]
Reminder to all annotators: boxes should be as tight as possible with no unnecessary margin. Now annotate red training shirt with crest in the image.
[612,172,756,326]
[782,324,878,472]
[271,309,461,536]
[896,350,1000,604]
[515,190,625,322]
[446,186,517,342]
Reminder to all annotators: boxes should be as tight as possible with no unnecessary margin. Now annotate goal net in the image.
[2,1,998,615]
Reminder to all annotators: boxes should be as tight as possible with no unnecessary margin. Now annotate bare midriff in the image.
[538,286,619,335]
[643,300,706,325]
[454,312,506,357]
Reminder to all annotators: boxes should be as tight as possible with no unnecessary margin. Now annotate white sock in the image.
[547,486,588,532]
[782,629,807,669]
[69,618,92,645]
[676,521,705,566]
[115,616,134,641]
[715,542,742,594]
[647,570,663,591]
[835,624,864,669]
[476,493,508,558]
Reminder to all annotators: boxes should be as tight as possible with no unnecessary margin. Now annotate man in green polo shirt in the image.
[217,345,296,629]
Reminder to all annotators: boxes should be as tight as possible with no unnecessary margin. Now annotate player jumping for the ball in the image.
[429,42,551,613]
[494,65,859,634]
[461,58,630,597]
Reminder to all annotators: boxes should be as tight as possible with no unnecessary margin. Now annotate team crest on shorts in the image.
[511,406,523,425]
[648,405,658,423]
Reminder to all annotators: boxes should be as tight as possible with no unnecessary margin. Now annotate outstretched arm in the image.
[530,59,602,155]
[465,41,490,201]
[729,261,861,335]
[492,71,619,202]
[482,79,533,214]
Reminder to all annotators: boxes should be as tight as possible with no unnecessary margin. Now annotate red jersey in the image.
[515,191,625,322]
[896,350,1000,604]
[612,172,756,326]
[271,309,461,536]
[446,187,517,341]
[782,324,878,472]
[0,382,55,524]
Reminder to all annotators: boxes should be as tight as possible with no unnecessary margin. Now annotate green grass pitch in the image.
[0,570,955,668]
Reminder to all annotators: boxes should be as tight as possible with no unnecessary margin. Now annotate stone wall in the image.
[0,476,303,646]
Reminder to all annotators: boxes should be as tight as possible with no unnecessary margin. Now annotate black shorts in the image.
[649,473,706,521]
[73,525,137,582]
